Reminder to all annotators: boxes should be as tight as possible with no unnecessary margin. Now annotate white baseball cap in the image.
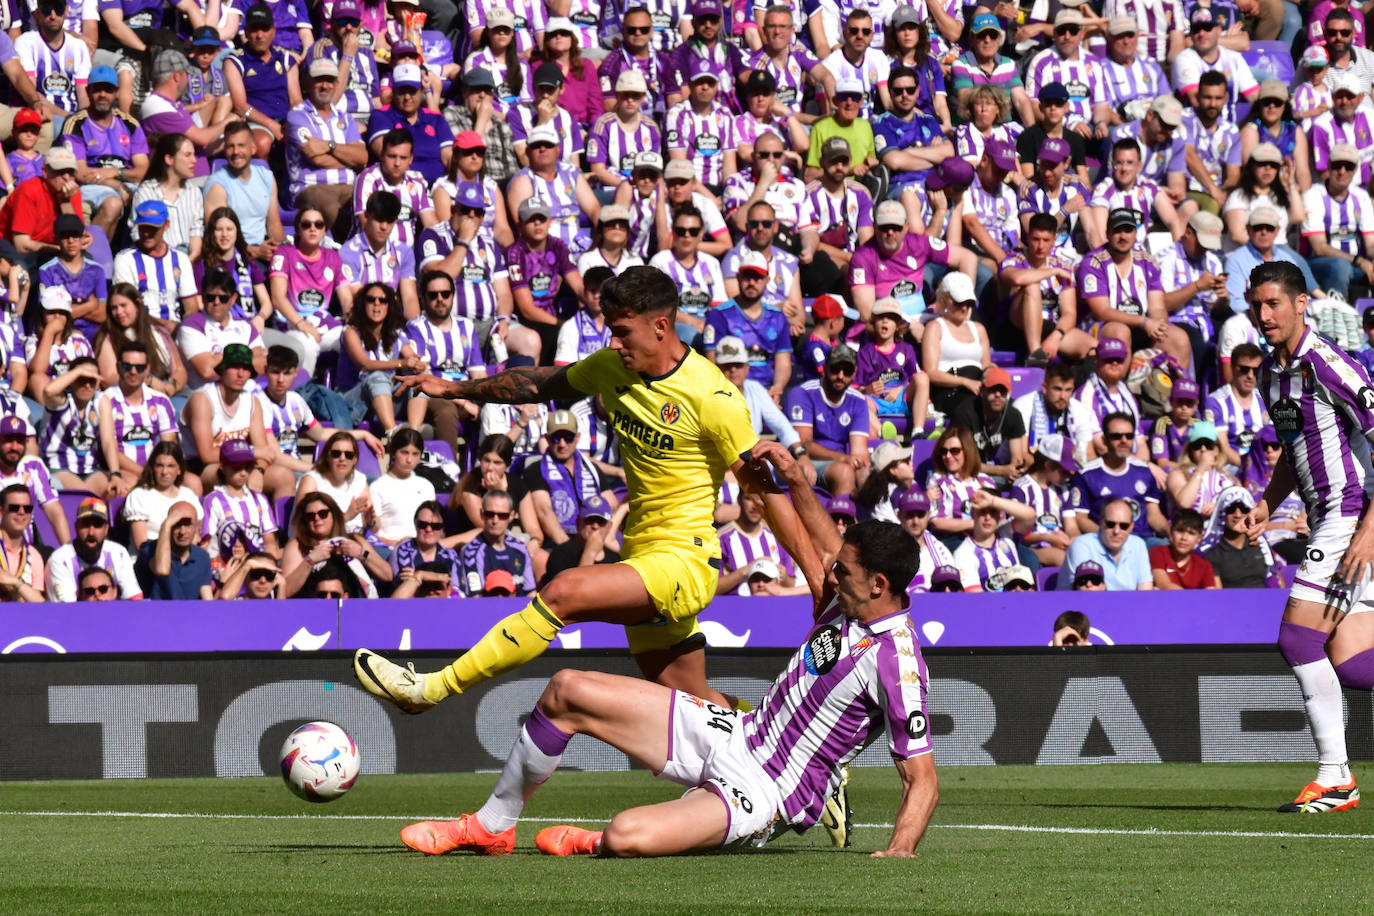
[715,335,748,365]
[939,271,976,304]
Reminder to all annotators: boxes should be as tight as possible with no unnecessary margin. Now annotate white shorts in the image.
[658,690,785,850]
[1290,516,1374,614]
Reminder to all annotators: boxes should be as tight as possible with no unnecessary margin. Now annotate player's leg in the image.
[633,643,732,709]
[1277,596,1354,811]
[355,562,660,711]
[598,788,730,857]
[1329,612,1374,688]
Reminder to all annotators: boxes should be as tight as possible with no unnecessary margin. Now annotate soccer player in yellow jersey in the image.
[354,265,820,714]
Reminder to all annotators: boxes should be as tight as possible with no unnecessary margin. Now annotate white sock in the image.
[1292,658,1350,785]
[475,727,562,834]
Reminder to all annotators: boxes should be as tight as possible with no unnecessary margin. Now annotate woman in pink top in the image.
[531,17,604,130]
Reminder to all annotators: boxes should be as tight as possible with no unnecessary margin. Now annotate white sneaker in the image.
[354,649,440,714]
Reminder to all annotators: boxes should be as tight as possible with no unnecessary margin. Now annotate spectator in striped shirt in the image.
[717,489,799,595]
[949,13,1036,127]
[112,200,200,335]
[46,495,142,601]
[1087,138,1186,249]
[1026,9,1110,136]
[1302,142,1374,297]
[1097,17,1170,125]
[286,57,368,239]
[587,69,662,192]
[951,487,1034,591]
[38,353,107,493]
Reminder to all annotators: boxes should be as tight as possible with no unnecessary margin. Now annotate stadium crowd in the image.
[0,0,1366,603]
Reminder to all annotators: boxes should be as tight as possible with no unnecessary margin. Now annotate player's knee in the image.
[601,810,654,857]
[538,669,601,721]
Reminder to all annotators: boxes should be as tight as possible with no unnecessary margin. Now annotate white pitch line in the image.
[2,810,1372,840]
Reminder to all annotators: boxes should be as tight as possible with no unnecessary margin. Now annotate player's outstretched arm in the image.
[735,441,827,606]
[1245,450,1296,544]
[872,753,938,859]
[395,365,579,405]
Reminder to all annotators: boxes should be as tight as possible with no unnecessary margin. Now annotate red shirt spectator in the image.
[1149,543,1218,589]
[0,151,84,251]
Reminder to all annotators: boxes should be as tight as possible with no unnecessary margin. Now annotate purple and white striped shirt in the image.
[1103,0,1184,64]
[202,486,277,561]
[907,529,954,595]
[1150,417,1191,463]
[1025,49,1104,125]
[719,523,796,595]
[98,384,176,467]
[1205,386,1268,457]
[286,100,362,199]
[1090,177,1163,247]
[1259,328,1374,527]
[665,100,738,188]
[1301,184,1374,257]
[806,179,873,254]
[1097,55,1169,109]
[16,31,90,114]
[647,250,727,318]
[40,393,99,475]
[963,179,1020,256]
[417,228,507,323]
[928,472,996,521]
[1180,467,1231,511]
[952,535,1019,589]
[405,315,484,382]
[745,45,818,110]
[1076,246,1163,323]
[1010,472,1082,533]
[352,165,433,249]
[1073,375,1141,428]
[1156,239,1223,337]
[25,331,93,380]
[255,390,316,460]
[465,0,547,56]
[515,162,592,257]
[1109,119,1187,186]
[743,601,931,829]
[1310,109,1374,188]
[1180,112,1241,193]
[587,113,662,179]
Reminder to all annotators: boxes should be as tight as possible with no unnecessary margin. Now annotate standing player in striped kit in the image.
[396,473,936,858]
[1243,261,1374,812]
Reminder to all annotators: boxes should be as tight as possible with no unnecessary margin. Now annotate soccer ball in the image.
[280,721,360,802]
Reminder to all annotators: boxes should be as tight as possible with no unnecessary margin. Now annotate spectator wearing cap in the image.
[506,121,600,259]
[1302,141,1374,297]
[921,271,989,432]
[1025,9,1109,134]
[446,68,520,184]
[96,340,179,493]
[0,146,83,264]
[1223,205,1323,305]
[338,190,420,320]
[304,0,380,126]
[351,129,437,253]
[141,50,234,177]
[0,414,70,544]
[635,156,732,257]
[1222,142,1306,250]
[183,26,232,127]
[382,38,448,112]
[1170,8,1259,120]
[797,293,846,378]
[223,3,302,162]
[732,71,807,175]
[1311,70,1374,193]
[1205,494,1282,588]
[578,206,644,277]
[1016,83,1090,189]
[816,8,889,121]
[664,0,746,106]
[1087,136,1186,250]
[1017,133,1091,255]
[60,64,146,239]
[524,408,616,545]
[509,61,586,167]
[952,487,1033,591]
[37,353,107,493]
[999,213,1091,365]
[508,195,587,362]
[1009,432,1083,567]
[136,498,213,600]
[459,488,537,597]
[17,0,91,122]
[949,14,1037,127]
[531,16,604,130]
[540,492,623,586]
[664,55,737,194]
[803,74,875,182]
[46,495,142,602]
[962,137,1021,273]
[1108,96,1189,200]
[718,489,799,595]
[871,65,953,198]
[111,199,199,334]
[786,341,869,494]
[466,0,547,59]
[38,212,106,342]
[1157,210,1229,350]
[1293,46,1333,130]
[587,68,663,192]
[1067,561,1106,591]
[203,121,286,259]
[285,57,367,237]
[5,108,45,189]
[1072,341,1144,446]
[1077,207,1192,368]
[1073,410,1168,540]
[745,5,835,119]
[742,558,789,596]
[365,65,454,186]
[804,137,874,278]
[1165,419,1238,514]
[201,437,280,563]
[26,285,95,405]
[704,246,792,399]
[973,365,1029,481]
[1203,341,1266,462]
[1096,17,1170,120]
[883,488,941,591]
[929,564,963,592]
[183,342,273,491]
[554,266,614,371]
[849,198,978,324]
[1239,80,1312,189]
[1060,495,1153,590]
[648,200,728,338]
[432,130,513,248]
[1149,376,1202,470]
[715,333,815,476]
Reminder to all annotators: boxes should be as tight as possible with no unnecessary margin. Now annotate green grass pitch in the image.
[3,763,1374,914]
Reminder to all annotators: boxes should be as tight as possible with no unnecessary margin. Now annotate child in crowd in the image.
[1149,508,1219,590]
[1292,45,1333,130]
[39,214,108,341]
[855,297,929,438]
[4,108,43,190]
[796,294,846,379]
[1149,378,1201,472]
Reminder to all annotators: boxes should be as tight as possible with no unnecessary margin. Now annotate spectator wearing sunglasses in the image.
[1025,9,1109,135]
[986,563,1035,593]
[177,268,266,389]
[216,551,281,599]
[304,558,363,600]
[663,0,745,108]
[873,65,954,207]
[1068,560,1106,590]
[1165,421,1238,515]
[390,500,461,593]
[896,487,954,595]
[1204,341,1265,462]
[0,482,44,602]
[74,565,117,602]
[817,9,888,121]
[297,429,374,535]
[1010,433,1082,568]
[339,190,420,321]
[1205,495,1284,588]
[459,489,537,597]
[282,491,390,598]
[1075,411,1168,540]
[1060,497,1153,590]
[524,409,617,546]
[1223,206,1322,306]
[803,75,876,183]
[952,488,1034,591]
[1301,142,1374,300]
[929,564,964,592]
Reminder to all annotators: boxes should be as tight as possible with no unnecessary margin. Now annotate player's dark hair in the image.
[1027,212,1059,235]
[843,519,920,594]
[1102,411,1136,435]
[1044,361,1075,384]
[266,345,299,373]
[1053,610,1090,638]
[381,127,415,152]
[600,264,680,317]
[1198,70,1228,91]
[1248,261,1306,301]
[1171,508,1205,534]
[1230,342,1264,364]
[583,265,614,293]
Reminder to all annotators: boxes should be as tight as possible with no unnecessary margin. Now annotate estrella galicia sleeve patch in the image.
[803,625,842,676]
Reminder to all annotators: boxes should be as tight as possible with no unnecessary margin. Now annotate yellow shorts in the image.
[618,542,721,655]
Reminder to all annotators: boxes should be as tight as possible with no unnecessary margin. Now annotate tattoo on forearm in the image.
[452,366,575,404]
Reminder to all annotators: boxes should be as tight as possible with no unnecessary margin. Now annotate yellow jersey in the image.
[566,346,758,556]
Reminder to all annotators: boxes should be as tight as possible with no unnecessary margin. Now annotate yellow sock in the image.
[433,596,563,696]
[731,696,754,713]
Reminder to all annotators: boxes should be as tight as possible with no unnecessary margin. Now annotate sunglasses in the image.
[1005,582,1033,592]
[328,449,356,459]
[81,583,113,597]
[624,24,651,34]
[525,214,550,224]
[834,92,863,103]
[673,225,702,236]
[1225,503,1249,515]
[847,26,873,35]
[317,590,344,599]
[1103,520,1132,531]
[938,446,963,457]
[247,568,276,581]
[1250,225,1277,233]
[306,507,333,521]
[932,582,962,592]
[299,219,326,229]
[488,25,513,34]
[549,431,577,443]
[426,288,454,299]
[119,361,148,372]
[459,205,485,217]
[1055,25,1081,35]
[415,519,444,531]
[1074,575,1105,586]
[459,146,486,156]
[482,510,512,519]
[827,156,852,166]
[601,219,630,229]
[3,503,32,513]
[204,292,234,303]
[666,178,691,187]
[1260,98,1285,107]
[528,142,557,151]
[1190,439,1217,450]
[1329,27,1354,36]
[747,219,776,229]
[1106,431,1133,441]
[364,294,389,304]
[1332,161,1358,172]
[1233,364,1259,376]
[902,509,928,519]
[890,85,917,96]
[754,151,784,160]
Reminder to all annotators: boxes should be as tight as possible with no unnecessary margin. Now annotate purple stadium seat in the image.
[1008,366,1044,399]
[275,495,294,536]
[84,224,114,276]
[1243,41,1295,86]
[910,438,936,468]
[424,439,456,465]
[56,489,99,534]
[991,350,1017,367]
[1037,566,1060,592]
